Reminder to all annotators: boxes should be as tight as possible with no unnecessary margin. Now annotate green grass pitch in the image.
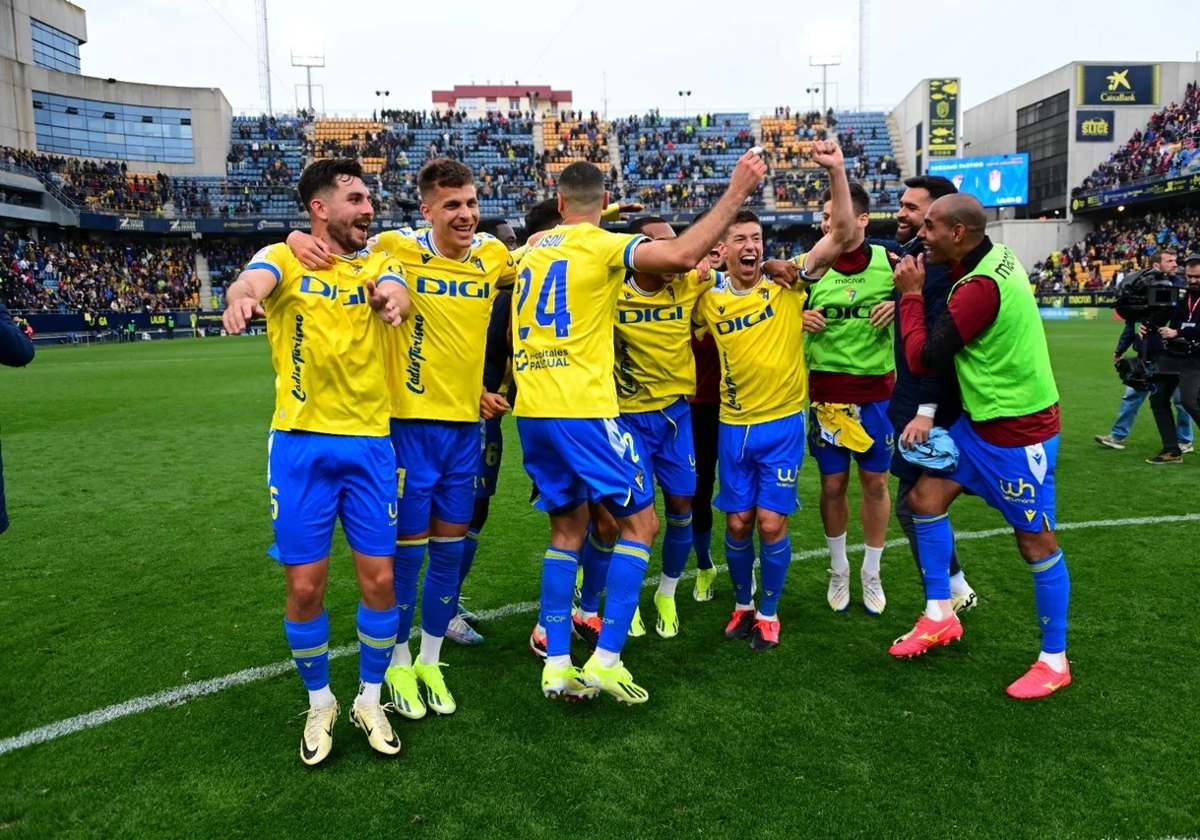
[1,320,1198,838]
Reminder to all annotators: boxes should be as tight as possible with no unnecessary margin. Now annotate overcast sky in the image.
[82,0,1198,119]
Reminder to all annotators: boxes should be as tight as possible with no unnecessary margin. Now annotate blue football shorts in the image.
[267,429,397,564]
[809,399,894,476]
[943,415,1058,533]
[516,416,655,517]
[475,417,503,500]
[715,411,806,516]
[390,419,479,535]
[620,397,697,498]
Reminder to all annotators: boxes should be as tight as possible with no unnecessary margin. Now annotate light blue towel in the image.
[900,426,960,472]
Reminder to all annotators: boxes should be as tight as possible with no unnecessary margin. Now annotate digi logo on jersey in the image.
[415,276,491,298]
[299,277,369,305]
[618,305,685,324]
[714,304,774,335]
[821,304,875,320]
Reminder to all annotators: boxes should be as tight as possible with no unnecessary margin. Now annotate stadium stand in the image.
[615,112,760,211]
[1076,81,1200,194]
[541,110,611,177]
[318,110,540,216]
[0,230,199,312]
[1037,206,1200,291]
[834,111,902,208]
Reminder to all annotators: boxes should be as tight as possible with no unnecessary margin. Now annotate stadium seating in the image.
[541,111,611,177]
[1038,205,1200,291]
[833,111,902,209]
[0,229,199,312]
[315,111,540,217]
[1076,81,1200,194]
[616,112,760,211]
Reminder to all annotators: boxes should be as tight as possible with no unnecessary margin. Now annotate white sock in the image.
[862,545,883,577]
[949,571,968,594]
[755,610,776,621]
[827,533,849,575]
[1038,651,1067,673]
[575,608,597,621]
[388,640,412,668]
[657,575,679,597]
[535,623,546,636]
[596,647,620,668]
[357,681,381,704]
[924,600,945,621]
[547,653,571,668]
[418,632,444,666]
[309,685,335,708]
[736,600,755,612]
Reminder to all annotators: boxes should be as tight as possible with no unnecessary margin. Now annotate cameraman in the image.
[1095,250,1193,452]
[1145,253,1200,465]
[0,299,36,535]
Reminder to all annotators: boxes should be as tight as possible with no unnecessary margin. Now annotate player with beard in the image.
[286,159,516,719]
[893,193,1069,699]
[889,176,976,613]
[693,140,856,651]
[226,158,410,764]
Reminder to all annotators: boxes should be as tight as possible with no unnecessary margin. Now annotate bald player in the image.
[892,193,1070,699]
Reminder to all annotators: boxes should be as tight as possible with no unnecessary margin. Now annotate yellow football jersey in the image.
[692,276,809,425]
[614,270,715,412]
[248,242,404,436]
[370,229,516,422]
[512,223,645,419]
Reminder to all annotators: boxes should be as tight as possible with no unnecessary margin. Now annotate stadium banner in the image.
[1077,64,1160,106]
[1036,293,1115,309]
[927,154,1029,207]
[77,213,413,235]
[1071,172,1200,213]
[16,310,258,334]
[1075,110,1115,142]
[927,78,959,158]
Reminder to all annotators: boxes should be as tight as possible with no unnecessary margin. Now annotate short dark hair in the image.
[297,158,364,211]
[723,209,762,239]
[821,181,871,216]
[418,158,474,201]
[1150,248,1176,265]
[628,215,669,235]
[523,199,562,237]
[476,218,511,237]
[558,161,606,210]
[903,175,958,200]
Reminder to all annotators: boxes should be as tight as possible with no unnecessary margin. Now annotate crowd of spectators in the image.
[0,230,199,313]
[1033,206,1200,292]
[542,111,610,167]
[615,112,756,151]
[1076,81,1200,194]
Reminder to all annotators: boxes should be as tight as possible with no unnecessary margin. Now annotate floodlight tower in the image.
[858,0,869,111]
[255,0,272,115]
[292,49,325,113]
[809,54,841,114]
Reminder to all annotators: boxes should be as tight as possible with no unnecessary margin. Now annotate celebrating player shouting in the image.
[225,159,410,765]
[516,151,767,703]
[286,159,515,719]
[892,193,1070,699]
[693,139,856,651]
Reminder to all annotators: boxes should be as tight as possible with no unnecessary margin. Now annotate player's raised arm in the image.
[222,267,277,334]
[797,140,856,281]
[632,149,768,275]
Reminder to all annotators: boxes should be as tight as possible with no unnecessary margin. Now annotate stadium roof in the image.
[431,84,572,105]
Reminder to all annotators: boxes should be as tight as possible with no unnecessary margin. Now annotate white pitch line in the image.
[1,512,1196,759]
